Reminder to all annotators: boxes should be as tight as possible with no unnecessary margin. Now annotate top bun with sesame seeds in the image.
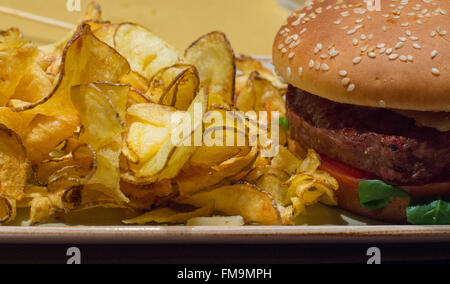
[273,0,450,112]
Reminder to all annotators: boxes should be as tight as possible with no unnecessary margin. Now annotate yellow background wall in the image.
[0,0,289,55]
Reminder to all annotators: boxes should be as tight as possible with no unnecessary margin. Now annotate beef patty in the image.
[286,85,450,185]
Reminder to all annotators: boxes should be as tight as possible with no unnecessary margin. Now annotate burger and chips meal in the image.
[0,1,338,226]
[0,0,448,226]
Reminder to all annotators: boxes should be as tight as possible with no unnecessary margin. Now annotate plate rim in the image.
[1,225,450,244]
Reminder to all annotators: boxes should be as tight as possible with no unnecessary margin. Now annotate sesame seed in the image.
[409,36,419,41]
[431,30,437,37]
[320,54,328,59]
[431,68,440,76]
[298,67,303,76]
[405,30,412,36]
[287,67,291,77]
[309,60,314,68]
[353,38,359,46]
[360,34,367,40]
[386,48,393,55]
[288,52,295,59]
[347,29,357,35]
[300,28,307,35]
[338,70,347,77]
[399,37,407,42]
[395,42,404,49]
[401,22,409,27]
[315,62,321,71]
[347,84,355,92]
[399,55,408,62]
[439,30,447,36]
[329,49,340,58]
[376,43,385,49]
[389,54,399,60]
[407,55,414,62]
[413,43,422,49]
[382,26,387,32]
[360,45,368,52]
[281,48,287,53]
[278,44,284,50]
[431,50,438,59]
[353,57,362,64]
[379,48,386,54]
[321,64,329,71]
[379,100,387,108]
[292,18,301,26]
[368,52,377,58]
[342,78,351,86]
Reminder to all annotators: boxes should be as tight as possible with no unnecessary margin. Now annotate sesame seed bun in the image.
[273,0,450,112]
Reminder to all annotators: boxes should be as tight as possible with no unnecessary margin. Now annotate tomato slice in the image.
[319,154,450,198]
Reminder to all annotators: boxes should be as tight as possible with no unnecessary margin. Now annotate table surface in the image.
[0,0,289,55]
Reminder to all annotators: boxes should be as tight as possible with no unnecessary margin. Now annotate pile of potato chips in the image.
[0,2,338,226]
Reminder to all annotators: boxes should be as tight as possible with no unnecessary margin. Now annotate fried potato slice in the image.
[186,216,244,226]
[22,113,80,163]
[284,150,339,218]
[271,146,302,175]
[0,107,34,136]
[127,103,184,128]
[71,83,129,202]
[178,183,281,225]
[0,28,39,106]
[10,62,53,104]
[123,202,214,225]
[10,24,130,117]
[175,147,258,197]
[0,198,15,224]
[124,90,207,184]
[0,124,30,201]
[185,31,235,103]
[235,55,286,92]
[235,71,286,116]
[146,64,199,110]
[114,23,180,80]
[127,122,170,162]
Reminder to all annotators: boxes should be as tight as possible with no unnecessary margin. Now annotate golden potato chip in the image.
[71,83,129,202]
[178,183,280,225]
[126,90,207,183]
[235,71,286,116]
[22,113,80,163]
[11,63,53,104]
[121,71,149,94]
[271,146,302,175]
[0,198,15,224]
[283,150,339,218]
[175,147,258,197]
[127,103,184,128]
[146,64,199,110]
[0,124,30,201]
[120,180,174,210]
[0,107,34,136]
[123,202,214,225]
[185,31,235,103]
[0,28,39,106]
[235,55,287,90]
[127,122,170,162]
[114,23,180,80]
[10,24,130,117]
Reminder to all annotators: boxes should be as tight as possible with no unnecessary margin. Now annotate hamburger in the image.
[273,0,450,223]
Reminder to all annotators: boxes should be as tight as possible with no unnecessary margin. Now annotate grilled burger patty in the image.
[286,85,450,185]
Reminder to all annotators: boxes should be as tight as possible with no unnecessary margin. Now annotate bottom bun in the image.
[334,178,409,224]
